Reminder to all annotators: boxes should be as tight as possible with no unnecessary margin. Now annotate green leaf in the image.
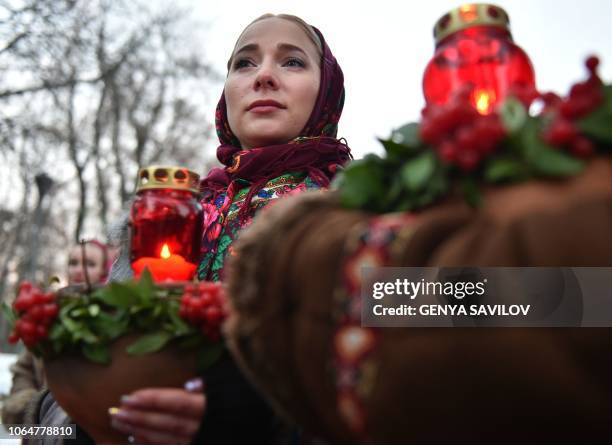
[392,123,421,148]
[416,167,449,207]
[461,177,482,208]
[484,158,529,183]
[168,305,192,336]
[82,344,110,365]
[152,304,163,318]
[400,151,436,191]
[95,282,140,308]
[512,117,544,162]
[381,175,404,209]
[1,302,16,325]
[531,148,585,177]
[91,311,128,340]
[134,268,156,302]
[177,334,204,350]
[577,106,612,142]
[49,323,66,342]
[500,97,528,134]
[196,343,225,372]
[126,331,172,355]
[515,117,585,178]
[378,138,418,159]
[60,314,82,334]
[337,156,386,209]
[59,300,79,318]
[75,327,99,344]
[70,308,87,317]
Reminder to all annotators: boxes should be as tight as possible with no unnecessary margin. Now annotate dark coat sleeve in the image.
[192,353,294,444]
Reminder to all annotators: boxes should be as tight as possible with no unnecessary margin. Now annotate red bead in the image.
[186,306,198,322]
[197,282,220,292]
[29,305,45,322]
[40,293,55,304]
[14,295,34,312]
[569,82,590,99]
[8,332,19,344]
[455,127,478,151]
[200,291,215,307]
[179,306,189,319]
[19,321,36,336]
[419,120,439,145]
[189,297,204,310]
[22,335,37,347]
[438,140,457,164]
[585,55,600,72]
[457,149,480,172]
[36,325,48,338]
[42,304,59,318]
[18,282,33,293]
[543,119,578,146]
[205,306,223,324]
[571,137,595,158]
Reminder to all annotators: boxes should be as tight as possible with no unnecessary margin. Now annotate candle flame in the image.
[473,89,496,115]
[160,244,171,259]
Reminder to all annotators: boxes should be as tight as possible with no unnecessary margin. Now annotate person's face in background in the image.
[67,243,107,285]
[225,17,321,149]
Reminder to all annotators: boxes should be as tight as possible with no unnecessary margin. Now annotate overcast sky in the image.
[178,0,612,159]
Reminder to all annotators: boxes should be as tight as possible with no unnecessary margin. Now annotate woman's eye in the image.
[68,259,78,266]
[284,58,305,68]
[233,58,254,69]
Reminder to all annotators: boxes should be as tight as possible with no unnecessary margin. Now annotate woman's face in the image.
[225,18,321,149]
[67,244,106,285]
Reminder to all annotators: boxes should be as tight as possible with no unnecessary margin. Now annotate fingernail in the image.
[184,377,204,392]
[109,407,130,421]
[120,395,136,405]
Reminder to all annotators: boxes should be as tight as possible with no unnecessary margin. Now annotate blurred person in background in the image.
[1,240,115,426]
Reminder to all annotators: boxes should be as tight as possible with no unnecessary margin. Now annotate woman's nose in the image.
[254,64,279,90]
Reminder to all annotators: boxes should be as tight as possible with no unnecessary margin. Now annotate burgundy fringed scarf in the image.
[200,25,352,219]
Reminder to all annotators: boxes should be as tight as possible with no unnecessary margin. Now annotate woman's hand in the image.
[109,378,205,445]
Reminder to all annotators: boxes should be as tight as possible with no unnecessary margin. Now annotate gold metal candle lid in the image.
[434,3,510,44]
[135,165,200,194]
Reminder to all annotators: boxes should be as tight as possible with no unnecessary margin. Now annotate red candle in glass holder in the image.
[423,3,536,114]
[130,166,203,282]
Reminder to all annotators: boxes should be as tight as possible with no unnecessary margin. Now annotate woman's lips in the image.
[247,100,286,114]
[249,105,283,114]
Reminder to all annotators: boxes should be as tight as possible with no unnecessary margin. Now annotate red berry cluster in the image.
[9,282,59,347]
[179,282,227,342]
[541,56,603,158]
[420,88,507,172]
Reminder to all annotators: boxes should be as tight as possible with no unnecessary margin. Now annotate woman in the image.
[3,240,113,426]
[107,13,351,445]
[67,240,114,285]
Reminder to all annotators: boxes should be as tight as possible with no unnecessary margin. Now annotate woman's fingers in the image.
[109,384,206,444]
[111,409,200,442]
[120,386,205,419]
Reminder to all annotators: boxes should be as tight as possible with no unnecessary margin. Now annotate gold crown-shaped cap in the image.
[434,3,510,44]
[135,165,200,194]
